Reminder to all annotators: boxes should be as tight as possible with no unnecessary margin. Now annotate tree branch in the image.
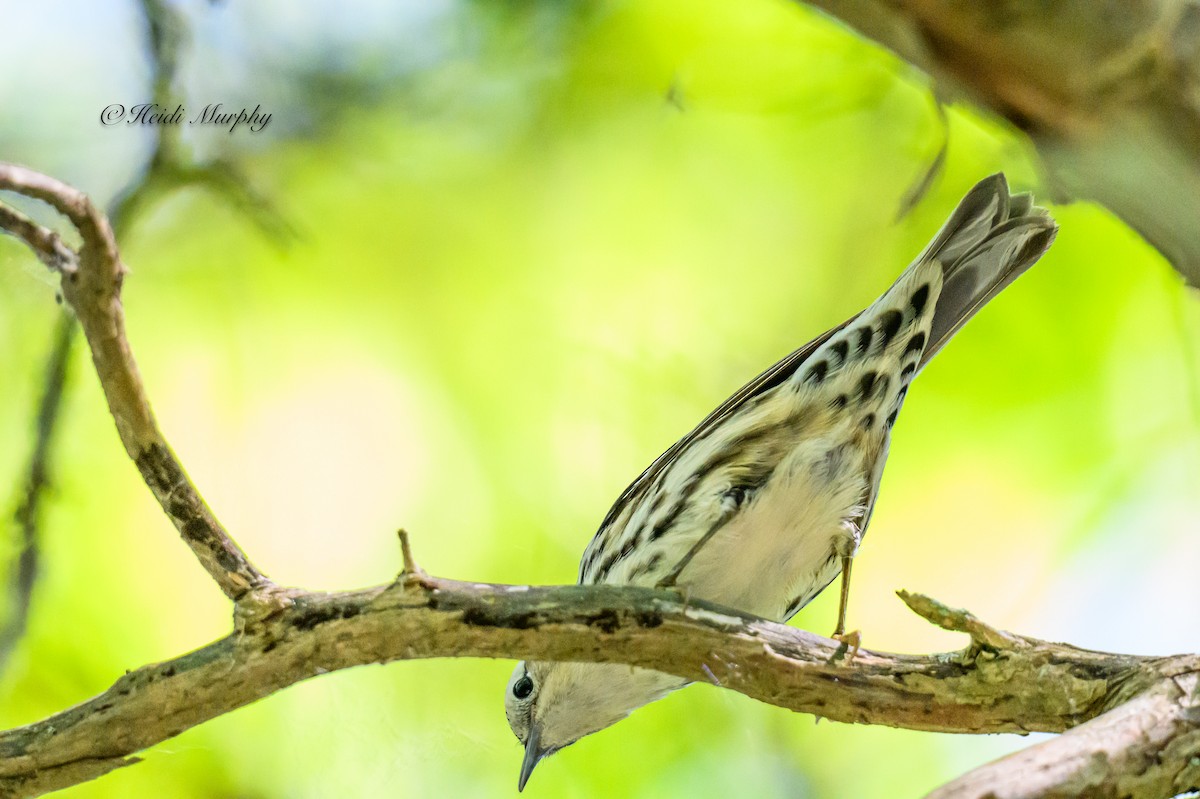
[0,577,1196,799]
[799,0,1200,287]
[2,165,1197,799]
[0,205,76,275]
[929,670,1200,799]
[0,312,74,676]
[0,0,293,661]
[108,0,294,246]
[0,163,268,601]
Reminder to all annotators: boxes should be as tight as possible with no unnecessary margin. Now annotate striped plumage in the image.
[507,174,1057,790]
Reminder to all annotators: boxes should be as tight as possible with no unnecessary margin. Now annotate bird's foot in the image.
[828,629,862,665]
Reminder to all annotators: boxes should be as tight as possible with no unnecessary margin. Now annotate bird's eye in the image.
[513,675,534,700]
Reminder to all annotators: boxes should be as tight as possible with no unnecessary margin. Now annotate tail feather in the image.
[917,174,1057,367]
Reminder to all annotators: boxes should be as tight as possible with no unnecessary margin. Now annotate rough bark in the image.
[0,166,268,602]
[0,578,1197,799]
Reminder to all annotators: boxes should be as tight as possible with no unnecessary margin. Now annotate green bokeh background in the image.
[2,1,1198,797]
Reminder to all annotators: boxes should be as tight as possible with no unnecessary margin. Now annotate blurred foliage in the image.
[1,0,1198,797]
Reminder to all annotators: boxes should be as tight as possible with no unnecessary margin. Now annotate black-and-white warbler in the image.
[506,174,1057,790]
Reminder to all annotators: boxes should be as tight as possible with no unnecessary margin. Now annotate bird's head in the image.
[505,659,683,791]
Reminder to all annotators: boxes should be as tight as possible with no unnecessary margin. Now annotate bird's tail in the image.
[910,174,1058,367]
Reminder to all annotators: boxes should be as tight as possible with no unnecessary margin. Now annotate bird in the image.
[504,174,1057,791]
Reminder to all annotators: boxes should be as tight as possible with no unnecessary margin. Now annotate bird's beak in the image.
[518,723,546,792]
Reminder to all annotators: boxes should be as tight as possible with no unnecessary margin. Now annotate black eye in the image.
[513,675,533,700]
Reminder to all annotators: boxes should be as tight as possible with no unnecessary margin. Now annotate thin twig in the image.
[895,94,949,221]
[1173,285,1200,439]
[0,313,75,675]
[0,207,79,675]
[396,528,437,590]
[898,590,1025,652]
[0,204,76,274]
[398,528,420,576]
[108,0,294,247]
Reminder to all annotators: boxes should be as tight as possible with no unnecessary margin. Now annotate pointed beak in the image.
[518,723,545,792]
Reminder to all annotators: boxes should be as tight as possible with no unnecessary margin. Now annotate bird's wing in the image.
[588,314,859,543]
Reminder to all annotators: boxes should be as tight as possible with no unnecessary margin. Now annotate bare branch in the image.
[928,673,1200,799]
[0,192,82,681]
[109,0,293,245]
[898,590,1025,652]
[0,313,75,675]
[0,0,293,672]
[799,0,1200,287]
[895,95,948,221]
[396,528,438,590]
[0,579,1195,798]
[0,204,77,275]
[0,162,267,601]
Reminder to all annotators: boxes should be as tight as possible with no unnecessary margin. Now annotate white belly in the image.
[673,436,868,621]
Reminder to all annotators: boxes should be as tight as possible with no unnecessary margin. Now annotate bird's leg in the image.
[832,554,853,637]
[830,555,861,662]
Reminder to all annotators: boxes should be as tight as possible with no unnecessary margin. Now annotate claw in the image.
[829,630,862,665]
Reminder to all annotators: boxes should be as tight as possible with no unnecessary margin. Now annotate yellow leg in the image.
[833,555,852,637]
[830,555,861,663]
